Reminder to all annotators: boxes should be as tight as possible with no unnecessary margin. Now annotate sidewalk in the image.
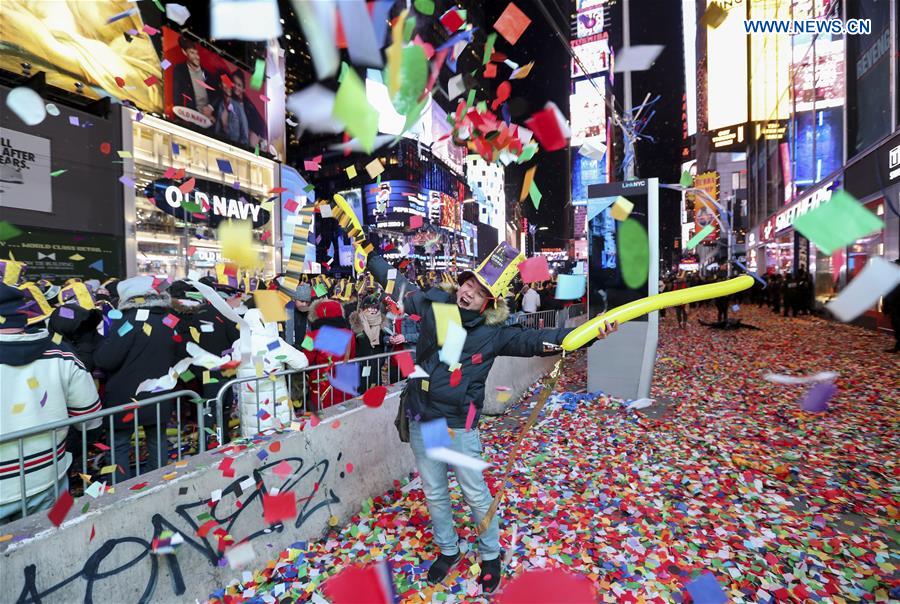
[211,306,898,603]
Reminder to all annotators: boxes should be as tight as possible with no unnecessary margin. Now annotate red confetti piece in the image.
[100,142,111,155]
[114,76,125,88]
[345,463,354,474]
[269,441,281,453]
[450,368,462,388]
[121,412,134,423]
[331,419,341,429]
[363,385,388,408]
[396,351,415,378]
[472,353,483,364]
[47,490,74,527]
[262,492,297,524]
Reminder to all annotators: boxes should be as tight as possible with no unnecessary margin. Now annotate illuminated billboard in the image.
[682,0,697,136]
[705,3,747,130]
[572,153,607,206]
[0,1,162,111]
[571,33,610,78]
[570,80,607,147]
[791,36,845,112]
[749,0,791,121]
[576,4,605,38]
[364,180,426,230]
[163,27,271,153]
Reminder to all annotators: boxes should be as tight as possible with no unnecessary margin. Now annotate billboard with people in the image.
[162,27,269,153]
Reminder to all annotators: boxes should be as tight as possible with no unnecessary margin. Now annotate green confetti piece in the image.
[686,224,714,250]
[151,0,164,11]
[303,183,315,193]
[792,189,883,255]
[250,58,265,90]
[518,143,539,163]
[50,169,67,177]
[333,66,379,153]
[314,283,327,297]
[390,46,428,119]
[81,503,90,513]
[618,218,649,289]
[483,32,497,65]
[529,180,542,209]
[476,100,487,113]
[466,88,476,109]
[179,370,196,382]
[403,15,416,41]
[413,0,434,16]
[679,170,693,187]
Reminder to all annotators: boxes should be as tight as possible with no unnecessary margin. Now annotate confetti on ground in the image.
[210,307,898,602]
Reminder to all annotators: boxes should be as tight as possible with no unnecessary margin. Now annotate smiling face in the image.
[457,276,491,312]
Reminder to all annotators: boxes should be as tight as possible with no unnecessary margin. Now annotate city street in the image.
[211,307,898,602]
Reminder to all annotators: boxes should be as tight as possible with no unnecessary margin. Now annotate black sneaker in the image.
[479,556,502,594]
[427,552,462,584]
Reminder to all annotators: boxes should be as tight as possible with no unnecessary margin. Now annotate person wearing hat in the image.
[0,283,101,522]
[360,240,615,594]
[349,293,389,388]
[302,298,357,411]
[93,276,183,481]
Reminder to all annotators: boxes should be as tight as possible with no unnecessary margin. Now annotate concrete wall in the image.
[0,389,414,603]
[482,314,587,416]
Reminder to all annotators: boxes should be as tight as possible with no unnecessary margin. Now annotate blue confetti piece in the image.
[420,418,452,450]
[216,158,234,174]
[117,321,133,337]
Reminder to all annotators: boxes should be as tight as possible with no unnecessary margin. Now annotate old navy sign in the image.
[145,178,270,228]
[761,180,835,241]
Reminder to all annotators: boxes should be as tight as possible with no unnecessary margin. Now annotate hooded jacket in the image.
[93,293,182,429]
[0,329,101,504]
[367,255,573,429]
[48,304,103,373]
[235,309,308,437]
[172,298,240,399]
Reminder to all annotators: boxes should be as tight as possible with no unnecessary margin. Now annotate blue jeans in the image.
[408,421,500,561]
[113,427,163,483]
[0,476,69,524]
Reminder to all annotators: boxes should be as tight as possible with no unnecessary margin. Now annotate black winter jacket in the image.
[48,304,103,373]
[367,255,572,429]
[94,295,183,428]
[173,300,240,399]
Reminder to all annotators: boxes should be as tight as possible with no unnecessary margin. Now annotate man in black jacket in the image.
[364,241,581,594]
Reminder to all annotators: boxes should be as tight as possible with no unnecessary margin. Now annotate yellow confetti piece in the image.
[421,380,429,392]
[345,165,357,179]
[117,150,133,159]
[142,323,152,336]
[79,473,92,485]
[190,326,201,343]
[328,515,339,526]
[51,332,63,344]
[100,464,118,475]
[27,377,39,389]
[432,303,462,346]
[0,534,12,543]
[11,403,25,414]
[470,562,481,576]
[162,472,178,481]
[69,253,85,261]
[175,460,188,468]
[365,158,385,179]
[497,391,512,403]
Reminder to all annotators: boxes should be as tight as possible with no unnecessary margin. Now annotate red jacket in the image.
[302,299,356,411]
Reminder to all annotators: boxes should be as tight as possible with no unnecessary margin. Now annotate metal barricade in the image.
[516,309,558,329]
[212,349,416,442]
[0,390,205,521]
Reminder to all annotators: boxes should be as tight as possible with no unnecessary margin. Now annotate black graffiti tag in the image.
[13,455,341,604]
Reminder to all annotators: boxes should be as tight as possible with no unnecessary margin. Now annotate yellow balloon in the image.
[561,275,754,351]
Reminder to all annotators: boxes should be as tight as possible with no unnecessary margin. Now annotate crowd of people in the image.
[0,256,574,524]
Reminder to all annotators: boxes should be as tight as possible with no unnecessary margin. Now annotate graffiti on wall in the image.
[14,453,346,603]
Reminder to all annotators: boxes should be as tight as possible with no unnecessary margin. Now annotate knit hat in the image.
[360,293,382,310]
[0,283,27,329]
[58,281,95,309]
[0,259,26,286]
[116,275,156,307]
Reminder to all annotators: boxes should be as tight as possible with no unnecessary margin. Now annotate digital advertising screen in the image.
[364,180,426,230]
[0,0,163,112]
[846,0,892,154]
[576,4,605,38]
[706,3,748,130]
[587,180,654,317]
[163,27,271,153]
[572,153,607,206]
[793,107,842,188]
[570,79,607,147]
[571,33,610,78]
[791,36,844,112]
[440,192,462,231]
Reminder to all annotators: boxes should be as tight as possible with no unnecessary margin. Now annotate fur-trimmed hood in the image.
[436,283,509,326]
[118,292,171,311]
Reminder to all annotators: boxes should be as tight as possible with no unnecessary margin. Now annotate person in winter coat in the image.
[349,293,389,388]
[302,299,357,412]
[234,309,309,438]
[93,276,182,482]
[48,302,103,373]
[360,241,616,594]
[0,284,101,522]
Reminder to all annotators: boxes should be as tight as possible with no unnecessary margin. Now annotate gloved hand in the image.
[329,193,373,272]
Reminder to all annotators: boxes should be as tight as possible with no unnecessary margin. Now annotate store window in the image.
[847,199,885,281]
[132,118,277,279]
